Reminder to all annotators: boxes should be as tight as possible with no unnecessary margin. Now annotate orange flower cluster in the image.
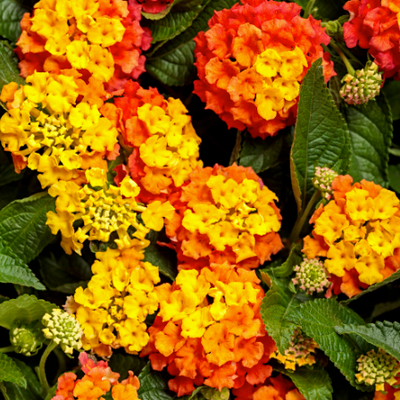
[303,175,400,298]
[141,262,277,396]
[373,376,400,400]
[16,0,152,92]
[233,373,305,400]
[193,0,335,139]
[52,352,140,400]
[103,81,203,204]
[343,0,400,79]
[164,164,283,270]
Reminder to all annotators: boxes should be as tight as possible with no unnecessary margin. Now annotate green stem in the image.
[53,347,66,385]
[336,42,363,68]
[289,190,321,245]
[0,346,15,353]
[330,39,356,75]
[304,0,317,18]
[38,341,58,397]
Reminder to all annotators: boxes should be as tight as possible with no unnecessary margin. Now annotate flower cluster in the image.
[70,246,161,357]
[142,262,277,395]
[373,376,400,400]
[135,0,174,14]
[303,175,400,298]
[193,0,335,139]
[343,0,400,79]
[103,81,203,203]
[356,349,400,392]
[9,322,44,356]
[165,164,283,269]
[312,167,338,201]
[46,169,174,254]
[52,352,141,400]
[42,308,83,355]
[0,72,118,187]
[16,0,152,90]
[270,329,318,370]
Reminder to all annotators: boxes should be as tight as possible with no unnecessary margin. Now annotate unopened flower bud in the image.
[356,349,400,392]
[312,167,338,200]
[42,309,82,355]
[340,61,383,105]
[10,322,43,356]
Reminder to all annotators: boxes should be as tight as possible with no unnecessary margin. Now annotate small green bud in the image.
[312,167,338,200]
[10,322,43,356]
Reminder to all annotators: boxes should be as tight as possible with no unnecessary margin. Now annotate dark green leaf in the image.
[383,79,400,121]
[292,0,347,19]
[0,242,45,290]
[144,229,177,280]
[0,294,56,329]
[343,94,393,187]
[39,252,92,294]
[288,299,372,390]
[335,321,400,361]
[0,359,41,400]
[108,353,147,380]
[0,41,24,101]
[146,0,237,86]
[0,192,56,263]
[290,59,350,212]
[137,363,174,400]
[0,0,29,42]
[389,164,400,194]
[0,165,24,187]
[0,354,26,388]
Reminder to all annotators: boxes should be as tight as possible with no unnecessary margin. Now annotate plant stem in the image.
[289,190,321,245]
[0,346,15,353]
[330,39,356,75]
[304,0,317,18]
[38,341,58,397]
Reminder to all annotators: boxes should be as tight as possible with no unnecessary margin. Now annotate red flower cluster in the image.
[134,0,174,14]
[193,0,335,139]
[343,0,400,79]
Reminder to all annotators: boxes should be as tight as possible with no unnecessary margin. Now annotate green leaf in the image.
[0,294,56,329]
[389,164,400,194]
[290,59,350,212]
[383,79,400,121]
[335,321,400,361]
[343,94,393,187]
[0,0,29,43]
[260,278,302,353]
[146,0,237,86]
[143,0,203,42]
[0,354,26,388]
[144,229,177,280]
[0,41,24,91]
[0,242,45,290]
[239,129,293,174]
[0,165,24,187]
[137,363,174,400]
[0,192,56,264]
[108,353,147,380]
[0,359,41,400]
[288,299,372,389]
[292,0,347,19]
[277,365,333,400]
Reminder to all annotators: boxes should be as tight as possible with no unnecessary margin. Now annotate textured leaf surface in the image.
[335,321,400,361]
[290,59,350,211]
[343,94,393,187]
[137,363,174,400]
[0,0,29,42]
[0,242,45,290]
[288,299,372,389]
[0,294,56,329]
[0,193,56,263]
[146,0,236,86]
[0,354,26,388]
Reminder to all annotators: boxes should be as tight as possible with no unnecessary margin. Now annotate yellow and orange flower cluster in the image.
[103,81,203,203]
[16,0,151,91]
[0,72,118,187]
[141,262,277,396]
[193,0,335,139]
[52,352,141,400]
[303,175,400,298]
[68,245,161,357]
[165,164,283,270]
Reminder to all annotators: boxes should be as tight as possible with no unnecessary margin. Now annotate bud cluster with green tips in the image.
[42,308,83,355]
[340,61,383,106]
[356,349,400,392]
[10,322,44,356]
[312,167,338,200]
[292,257,332,296]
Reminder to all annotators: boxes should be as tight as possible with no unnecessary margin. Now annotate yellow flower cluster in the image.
[71,246,161,355]
[254,47,307,121]
[182,172,281,263]
[46,169,174,255]
[0,72,118,188]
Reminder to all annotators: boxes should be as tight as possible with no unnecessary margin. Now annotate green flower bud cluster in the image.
[340,61,383,106]
[10,322,43,356]
[356,349,400,392]
[42,308,82,355]
[312,167,338,201]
